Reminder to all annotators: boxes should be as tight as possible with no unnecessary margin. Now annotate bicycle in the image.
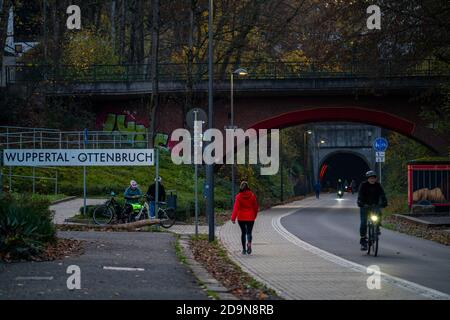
[152,201,176,229]
[93,192,148,225]
[93,192,176,228]
[366,205,382,257]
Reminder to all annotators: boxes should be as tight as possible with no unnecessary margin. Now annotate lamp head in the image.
[233,68,248,77]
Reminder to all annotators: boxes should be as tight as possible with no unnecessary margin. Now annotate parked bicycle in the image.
[366,205,382,257]
[93,192,176,228]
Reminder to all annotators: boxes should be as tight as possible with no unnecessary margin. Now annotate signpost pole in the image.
[194,110,199,237]
[0,151,3,196]
[155,147,159,220]
[379,162,382,184]
[83,128,88,216]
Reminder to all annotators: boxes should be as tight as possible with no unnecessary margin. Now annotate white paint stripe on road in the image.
[15,276,54,281]
[103,266,145,271]
[273,209,450,300]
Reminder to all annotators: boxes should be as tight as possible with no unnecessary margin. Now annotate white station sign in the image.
[2,149,154,167]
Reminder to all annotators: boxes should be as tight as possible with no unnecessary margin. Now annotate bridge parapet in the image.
[5,59,448,96]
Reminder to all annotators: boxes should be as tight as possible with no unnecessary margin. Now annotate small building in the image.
[407,159,450,210]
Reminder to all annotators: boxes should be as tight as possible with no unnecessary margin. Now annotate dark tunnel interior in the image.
[320,153,371,190]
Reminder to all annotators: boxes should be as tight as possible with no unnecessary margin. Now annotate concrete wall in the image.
[1,56,15,87]
[309,123,381,182]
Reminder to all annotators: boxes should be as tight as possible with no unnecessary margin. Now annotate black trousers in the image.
[238,220,255,250]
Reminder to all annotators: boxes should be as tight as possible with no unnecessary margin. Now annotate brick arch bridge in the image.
[155,95,448,155]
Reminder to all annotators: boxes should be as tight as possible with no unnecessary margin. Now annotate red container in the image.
[407,160,450,208]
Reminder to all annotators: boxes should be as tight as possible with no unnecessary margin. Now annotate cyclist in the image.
[357,170,388,251]
[146,176,166,219]
[337,178,344,192]
[122,180,143,221]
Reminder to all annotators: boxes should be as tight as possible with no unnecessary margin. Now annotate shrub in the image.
[0,194,56,260]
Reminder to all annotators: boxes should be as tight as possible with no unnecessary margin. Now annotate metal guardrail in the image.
[4,59,449,85]
[0,130,149,150]
[0,127,150,196]
[1,166,58,195]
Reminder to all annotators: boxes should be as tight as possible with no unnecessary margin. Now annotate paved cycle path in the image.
[0,231,208,300]
[282,194,450,295]
[218,194,450,300]
[50,198,106,224]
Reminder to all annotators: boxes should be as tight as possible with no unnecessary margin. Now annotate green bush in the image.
[0,194,56,260]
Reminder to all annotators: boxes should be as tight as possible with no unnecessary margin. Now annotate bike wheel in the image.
[367,224,373,255]
[93,205,114,225]
[374,226,379,257]
[159,207,176,229]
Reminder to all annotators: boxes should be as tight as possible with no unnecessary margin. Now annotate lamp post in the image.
[207,0,214,242]
[316,139,325,184]
[230,68,248,205]
[303,129,312,194]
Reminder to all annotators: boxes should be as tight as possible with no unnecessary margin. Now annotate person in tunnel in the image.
[357,170,388,251]
[314,181,321,199]
[350,179,357,194]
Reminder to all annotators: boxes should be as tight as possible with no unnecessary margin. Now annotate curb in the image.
[50,196,78,205]
[178,235,237,300]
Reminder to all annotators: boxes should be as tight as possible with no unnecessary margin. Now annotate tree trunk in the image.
[0,0,11,72]
[147,0,160,148]
[56,219,161,231]
[119,0,126,62]
[110,0,116,51]
[184,0,196,127]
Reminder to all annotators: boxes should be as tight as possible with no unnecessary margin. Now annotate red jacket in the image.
[231,190,259,222]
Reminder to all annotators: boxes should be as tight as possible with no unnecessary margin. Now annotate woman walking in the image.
[231,181,259,255]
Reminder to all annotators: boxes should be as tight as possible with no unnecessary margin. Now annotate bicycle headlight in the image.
[370,215,379,222]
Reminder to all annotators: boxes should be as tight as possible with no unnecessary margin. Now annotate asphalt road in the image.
[281,193,450,295]
[0,231,208,300]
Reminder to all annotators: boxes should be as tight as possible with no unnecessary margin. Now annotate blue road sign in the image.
[84,128,88,146]
[373,137,388,152]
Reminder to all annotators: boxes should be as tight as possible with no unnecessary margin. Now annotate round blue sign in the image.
[373,137,388,152]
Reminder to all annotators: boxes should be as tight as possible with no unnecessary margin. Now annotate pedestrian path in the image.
[50,198,106,224]
[169,224,212,235]
[217,195,448,300]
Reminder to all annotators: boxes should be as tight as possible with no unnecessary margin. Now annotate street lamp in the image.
[230,67,248,205]
[316,139,326,184]
[207,0,214,242]
[303,129,313,194]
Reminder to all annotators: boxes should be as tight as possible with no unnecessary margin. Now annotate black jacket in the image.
[146,183,166,202]
[357,181,388,208]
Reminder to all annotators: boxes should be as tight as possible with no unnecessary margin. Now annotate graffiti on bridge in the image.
[98,110,169,148]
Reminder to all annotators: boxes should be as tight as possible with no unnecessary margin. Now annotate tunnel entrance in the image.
[320,153,370,191]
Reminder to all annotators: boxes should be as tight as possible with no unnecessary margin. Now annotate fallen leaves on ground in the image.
[1,239,85,263]
[384,216,450,246]
[189,237,281,300]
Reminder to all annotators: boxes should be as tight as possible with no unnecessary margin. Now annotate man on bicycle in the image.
[146,176,166,219]
[122,180,143,221]
[357,170,388,251]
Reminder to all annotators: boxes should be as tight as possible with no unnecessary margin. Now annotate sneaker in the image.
[360,238,368,251]
[242,249,247,255]
[247,242,252,255]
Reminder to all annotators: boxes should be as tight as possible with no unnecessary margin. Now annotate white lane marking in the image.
[103,266,145,271]
[15,276,54,281]
[273,208,450,300]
